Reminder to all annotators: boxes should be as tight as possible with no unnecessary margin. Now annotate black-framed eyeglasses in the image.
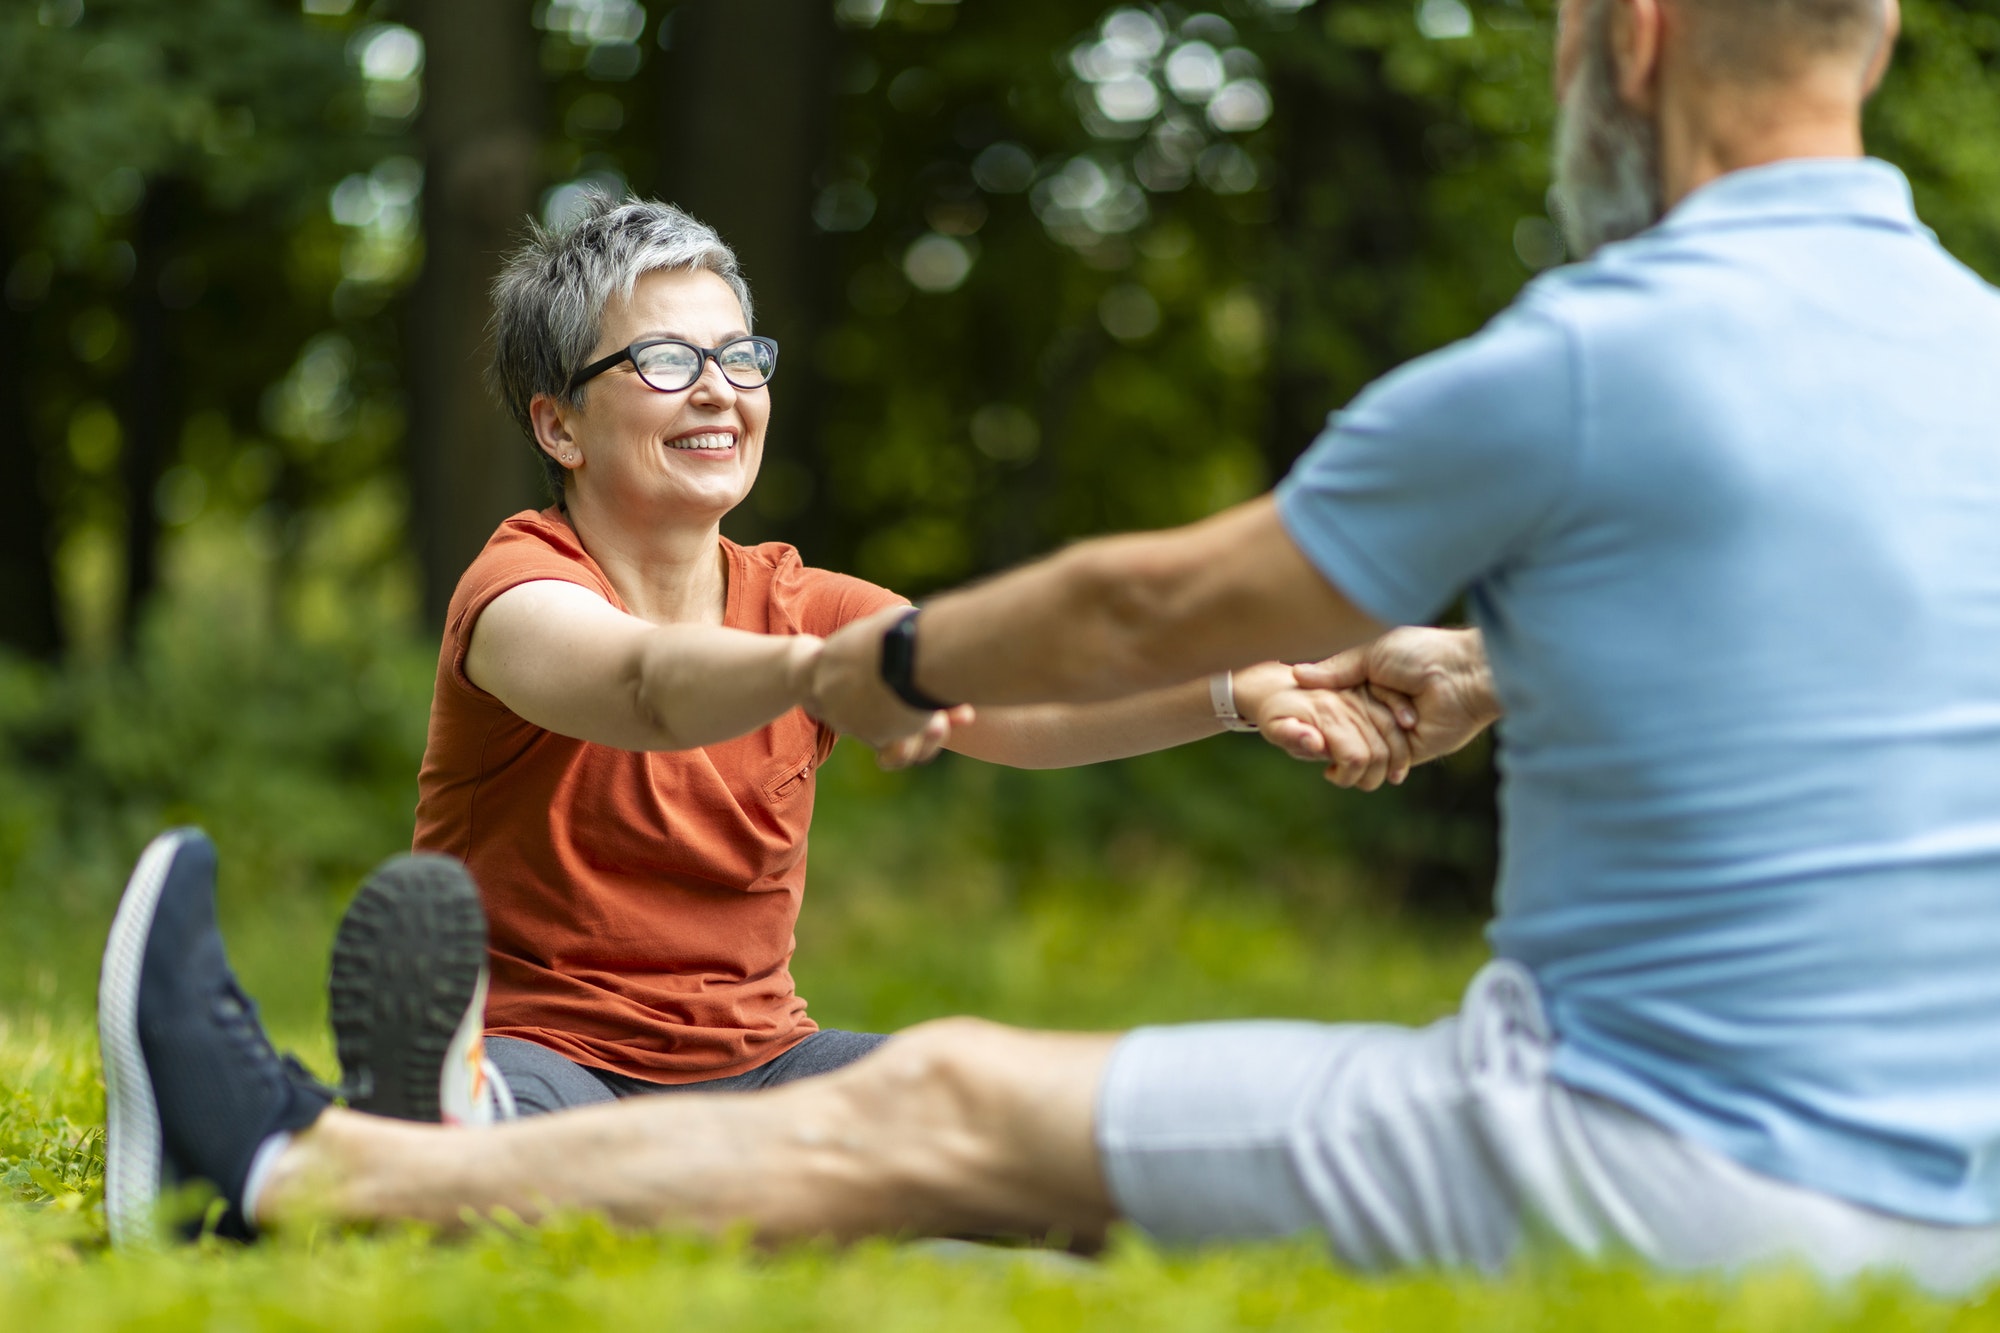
[567,335,780,395]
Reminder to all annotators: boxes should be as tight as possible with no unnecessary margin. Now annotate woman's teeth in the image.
[669,433,735,451]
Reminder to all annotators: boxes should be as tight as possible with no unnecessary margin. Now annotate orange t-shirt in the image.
[412,509,904,1083]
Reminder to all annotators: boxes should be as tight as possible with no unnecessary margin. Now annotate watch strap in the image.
[880,607,957,712]
[1210,671,1262,733]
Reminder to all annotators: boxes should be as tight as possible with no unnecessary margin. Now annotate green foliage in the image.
[1,1180,1991,1333]
[0,1019,103,1221]
[0,611,434,1025]
[1870,0,2000,282]
[0,0,359,236]
[0,628,429,897]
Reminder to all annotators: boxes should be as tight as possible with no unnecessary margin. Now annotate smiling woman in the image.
[333,194,1408,1127]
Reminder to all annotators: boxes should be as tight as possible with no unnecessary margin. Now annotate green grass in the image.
[5,821,2000,1330]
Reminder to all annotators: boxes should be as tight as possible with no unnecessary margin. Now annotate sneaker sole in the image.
[99,827,200,1248]
[327,855,488,1122]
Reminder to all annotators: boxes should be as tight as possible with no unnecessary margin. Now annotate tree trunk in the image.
[0,185,63,659]
[118,176,186,647]
[407,0,546,626]
[653,0,838,555]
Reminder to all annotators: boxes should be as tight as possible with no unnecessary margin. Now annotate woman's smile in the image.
[665,428,737,454]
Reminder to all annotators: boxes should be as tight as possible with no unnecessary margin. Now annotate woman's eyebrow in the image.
[632,328,751,343]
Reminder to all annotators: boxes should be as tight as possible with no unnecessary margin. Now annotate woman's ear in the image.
[529,393,581,471]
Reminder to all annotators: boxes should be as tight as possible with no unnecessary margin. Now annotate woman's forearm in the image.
[944,678,1221,769]
[943,660,1297,769]
[629,626,823,751]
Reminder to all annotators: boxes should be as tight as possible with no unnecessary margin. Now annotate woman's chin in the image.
[574,461,759,529]
[646,480,754,526]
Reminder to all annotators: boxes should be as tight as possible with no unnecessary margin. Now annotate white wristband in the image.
[1209,671,1262,733]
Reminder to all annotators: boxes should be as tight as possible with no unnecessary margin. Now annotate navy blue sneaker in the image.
[98,828,334,1246]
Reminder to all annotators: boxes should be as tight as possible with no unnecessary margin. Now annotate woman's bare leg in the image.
[259,1019,1122,1244]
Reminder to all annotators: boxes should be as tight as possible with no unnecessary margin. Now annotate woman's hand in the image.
[871,704,977,770]
[1231,661,1416,791]
[810,605,976,768]
[1292,627,1500,769]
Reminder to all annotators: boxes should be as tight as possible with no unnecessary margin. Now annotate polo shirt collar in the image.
[1653,157,1922,237]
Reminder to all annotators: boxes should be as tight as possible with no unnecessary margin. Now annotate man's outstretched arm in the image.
[812,495,1387,747]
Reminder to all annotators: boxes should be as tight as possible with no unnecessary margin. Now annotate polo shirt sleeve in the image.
[1275,303,1579,626]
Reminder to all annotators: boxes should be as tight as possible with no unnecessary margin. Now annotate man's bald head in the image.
[1678,0,1891,82]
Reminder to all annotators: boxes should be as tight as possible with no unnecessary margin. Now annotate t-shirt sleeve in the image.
[443,520,614,697]
[1274,303,1579,626]
[792,569,909,639]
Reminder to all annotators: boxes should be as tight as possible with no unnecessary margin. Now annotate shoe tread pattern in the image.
[327,855,487,1122]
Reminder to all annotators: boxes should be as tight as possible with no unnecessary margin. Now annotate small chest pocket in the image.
[760,755,815,803]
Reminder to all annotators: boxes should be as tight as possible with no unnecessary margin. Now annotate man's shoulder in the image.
[1338,291,1577,447]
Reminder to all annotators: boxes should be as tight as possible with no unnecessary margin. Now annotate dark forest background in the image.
[1,0,1997,939]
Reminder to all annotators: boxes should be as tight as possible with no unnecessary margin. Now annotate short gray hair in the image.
[488,194,754,501]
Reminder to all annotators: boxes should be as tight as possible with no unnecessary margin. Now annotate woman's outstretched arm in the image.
[465,579,827,752]
[943,663,1419,792]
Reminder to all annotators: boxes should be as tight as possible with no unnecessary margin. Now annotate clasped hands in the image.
[804,608,1498,787]
[1231,625,1498,789]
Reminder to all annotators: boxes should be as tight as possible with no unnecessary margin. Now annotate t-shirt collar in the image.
[1651,156,1922,238]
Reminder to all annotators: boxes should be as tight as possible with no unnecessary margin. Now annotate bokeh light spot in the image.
[903,234,974,293]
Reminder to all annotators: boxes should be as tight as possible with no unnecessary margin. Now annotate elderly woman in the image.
[329,195,1410,1122]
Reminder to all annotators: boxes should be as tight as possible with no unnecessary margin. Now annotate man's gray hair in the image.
[488,193,754,500]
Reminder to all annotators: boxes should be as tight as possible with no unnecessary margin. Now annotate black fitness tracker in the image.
[879,607,958,711]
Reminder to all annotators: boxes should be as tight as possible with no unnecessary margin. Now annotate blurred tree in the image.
[0,174,64,659]
[0,0,363,654]
[117,177,189,645]
[404,0,548,624]
[652,0,842,553]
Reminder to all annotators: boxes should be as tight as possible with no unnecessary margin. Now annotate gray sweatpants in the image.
[486,1030,887,1118]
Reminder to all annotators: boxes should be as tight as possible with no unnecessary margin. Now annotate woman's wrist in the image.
[784,635,826,706]
[1219,661,1290,730]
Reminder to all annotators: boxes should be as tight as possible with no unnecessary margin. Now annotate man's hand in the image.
[1232,661,1416,791]
[809,605,975,769]
[1293,627,1499,768]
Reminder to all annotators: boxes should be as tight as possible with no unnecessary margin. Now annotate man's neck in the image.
[1656,65,1867,209]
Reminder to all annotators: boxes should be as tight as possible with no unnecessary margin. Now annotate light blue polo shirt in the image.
[1276,158,2000,1224]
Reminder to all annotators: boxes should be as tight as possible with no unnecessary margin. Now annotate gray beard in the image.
[1551,11,1665,260]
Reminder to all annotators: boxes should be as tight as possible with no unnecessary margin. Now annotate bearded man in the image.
[102,0,2000,1286]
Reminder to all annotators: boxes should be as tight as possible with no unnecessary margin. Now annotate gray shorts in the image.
[487,1029,887,1118]
[1096,960,2000,1292]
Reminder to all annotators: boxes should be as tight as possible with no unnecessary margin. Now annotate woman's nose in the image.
[686,356,737,406]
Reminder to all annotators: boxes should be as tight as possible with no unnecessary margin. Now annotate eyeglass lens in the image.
[632,339,776,392]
